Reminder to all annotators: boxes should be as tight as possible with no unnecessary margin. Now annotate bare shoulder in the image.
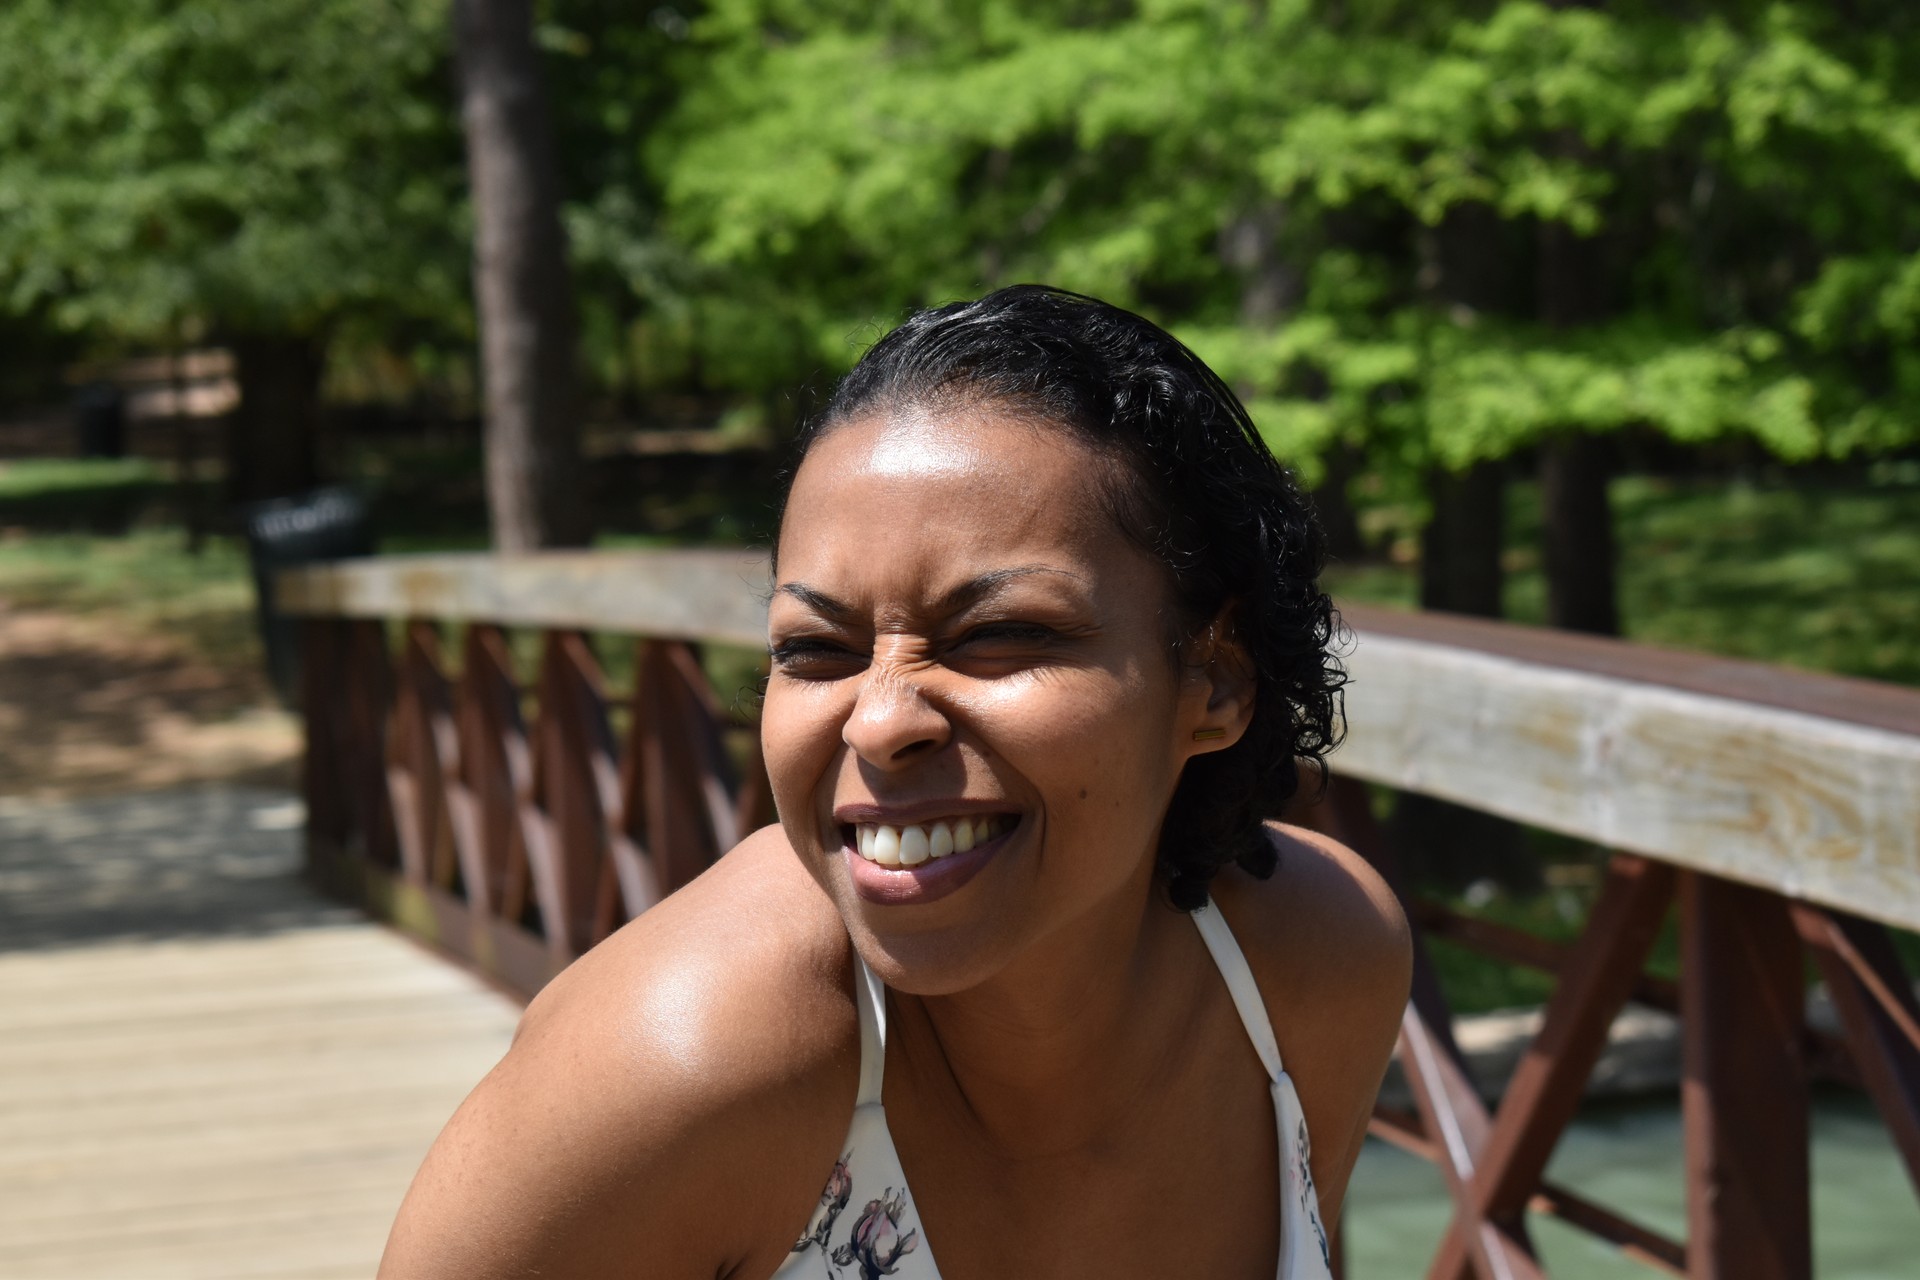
[1217,821,1411,1010]
[380,825,858,1280]
[1211,821,1411,1220]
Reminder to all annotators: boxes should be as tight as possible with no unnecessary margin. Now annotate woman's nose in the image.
[842,668,951,767]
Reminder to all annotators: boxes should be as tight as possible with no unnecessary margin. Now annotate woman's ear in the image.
[1185,602,1256,753]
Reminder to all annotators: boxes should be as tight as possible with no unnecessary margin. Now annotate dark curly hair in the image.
[776,285,1345,910]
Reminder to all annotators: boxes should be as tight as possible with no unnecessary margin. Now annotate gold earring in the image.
[1192,727,1227,742]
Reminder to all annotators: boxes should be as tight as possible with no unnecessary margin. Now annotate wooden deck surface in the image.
[0,787,521,1279]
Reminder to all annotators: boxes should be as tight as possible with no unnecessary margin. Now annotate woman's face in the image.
[764,404,1221,993]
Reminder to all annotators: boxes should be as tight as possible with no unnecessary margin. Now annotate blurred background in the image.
[2,1,1918,1277]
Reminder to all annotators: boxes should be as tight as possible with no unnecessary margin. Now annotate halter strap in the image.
[851,949,888,1106]
[1191,899,1286,1082]
[851,904,1280,1101]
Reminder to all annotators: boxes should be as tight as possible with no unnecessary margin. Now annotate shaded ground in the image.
[0,786,337,949]
[0,603,297,799]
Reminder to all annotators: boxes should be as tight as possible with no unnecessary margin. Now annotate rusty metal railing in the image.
[278,550,1920,1279]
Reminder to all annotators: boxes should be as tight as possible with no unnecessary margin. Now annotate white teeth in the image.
[852,816,1011,866]
[898,825,930,866]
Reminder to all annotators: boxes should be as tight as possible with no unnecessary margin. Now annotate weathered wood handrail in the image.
[284,550,1920,932]
[281,549,1920,1280]
[1336,604,1920,935]
[279,549,771,644]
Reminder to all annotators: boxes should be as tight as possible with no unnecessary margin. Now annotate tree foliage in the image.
[656,0,1920,485]
[0,0,467,349]
[4,0,1917,517]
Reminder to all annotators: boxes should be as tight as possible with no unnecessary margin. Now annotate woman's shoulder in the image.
[379,825,860,1279]
[520,821,857,1056]
[1215,819,1412,1008]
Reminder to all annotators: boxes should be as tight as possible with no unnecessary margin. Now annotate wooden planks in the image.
[0,925,519,1280]
[0,788,521,1280]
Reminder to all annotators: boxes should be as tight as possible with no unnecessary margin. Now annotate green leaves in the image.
[8,0,1916,481]
[0,0,465,343]
[651,0,1920,469]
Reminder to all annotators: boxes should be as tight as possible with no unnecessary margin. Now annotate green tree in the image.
[655,0,1920,627]
[0,0,467,502]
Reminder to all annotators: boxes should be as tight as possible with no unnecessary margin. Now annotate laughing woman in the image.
[381,287,1411,1280]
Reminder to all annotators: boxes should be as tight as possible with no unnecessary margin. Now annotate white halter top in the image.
[774,900,1336,1280]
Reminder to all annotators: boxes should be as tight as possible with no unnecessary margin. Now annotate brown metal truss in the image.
[303,619,1920,1278]
[1300,775,1919,1279]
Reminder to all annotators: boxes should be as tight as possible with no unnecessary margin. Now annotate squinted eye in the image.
[955,622,1055,647]
[769,638,867,677]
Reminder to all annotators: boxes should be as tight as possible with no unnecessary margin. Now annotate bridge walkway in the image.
[0,786,520,1280]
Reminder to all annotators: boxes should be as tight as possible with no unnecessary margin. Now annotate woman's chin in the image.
[830,834,1033,995]
[844,927,1019,997]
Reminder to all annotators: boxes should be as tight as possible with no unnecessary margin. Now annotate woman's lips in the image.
[842,818,1017,906]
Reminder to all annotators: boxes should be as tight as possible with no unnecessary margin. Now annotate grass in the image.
[0,456,166,497]
[0,527,264,670]
[0,457,177,533]
[1608,472,1920,686]
[1421,871,1686,1016]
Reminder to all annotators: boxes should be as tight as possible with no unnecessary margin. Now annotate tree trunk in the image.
[1223,200,1358,558]
[1536,207,1620,636]
[226,334,323,505]
[1419,461,1505,617]
[1312,442,1367,564]
[1541,432,1620,635]
[1405,459,1535,892]
[1221,201,1298,328]
[453,0,589,550]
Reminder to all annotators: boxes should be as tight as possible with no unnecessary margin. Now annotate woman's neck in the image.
[886,872,1213,1159]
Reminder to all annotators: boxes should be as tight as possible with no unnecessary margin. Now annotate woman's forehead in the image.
[787,410,1111,526]
[776,409,1144,602]
[814,403,1094,476]
[853,403,995,478]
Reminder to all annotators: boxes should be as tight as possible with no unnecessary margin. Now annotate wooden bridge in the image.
[12,548,1912,1277]
[277,548,1920,1280]
[0,787,520,1279]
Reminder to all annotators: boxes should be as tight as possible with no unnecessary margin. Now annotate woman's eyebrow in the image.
[774,565,1086,620]
[773,581,857,620]
[939,565,1086,612]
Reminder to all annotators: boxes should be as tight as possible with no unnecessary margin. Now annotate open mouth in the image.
[839,814,1021,904]
[850,815,1016,868]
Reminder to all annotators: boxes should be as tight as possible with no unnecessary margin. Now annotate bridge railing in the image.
[279,549,1920,1279]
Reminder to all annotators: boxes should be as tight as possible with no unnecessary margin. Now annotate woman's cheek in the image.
[760,685,847,830]
[974,665,1165,769]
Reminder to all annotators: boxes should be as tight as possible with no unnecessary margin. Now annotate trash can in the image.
[73,382,126,459]
[243,486,375,705]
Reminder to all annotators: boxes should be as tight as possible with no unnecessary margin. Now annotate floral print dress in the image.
[771,900,1335,1280]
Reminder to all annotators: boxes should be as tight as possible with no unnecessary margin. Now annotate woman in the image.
[381,287,1410,1279]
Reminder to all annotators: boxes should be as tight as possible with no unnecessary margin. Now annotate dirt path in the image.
[0,604,298,799]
